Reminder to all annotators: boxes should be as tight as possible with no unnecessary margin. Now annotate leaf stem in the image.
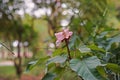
[65,39,71,60]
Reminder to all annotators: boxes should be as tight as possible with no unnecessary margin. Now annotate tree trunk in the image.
[14,34,22,78]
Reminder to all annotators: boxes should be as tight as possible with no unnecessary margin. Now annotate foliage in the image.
[26,0,120,80]
[70,56,105,80]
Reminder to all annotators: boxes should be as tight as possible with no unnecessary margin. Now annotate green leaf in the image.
[106,63,120,73]
[97,31,108,39]
[88,44,106,52]
[70,56,106,80]
[42,73,56,80]
[69,34,80,49]
[107,34,120,50]
[46,55,67,66]
[97,66,107,78]
[26,57,49,72]
[52,48,66,57]
[109,34,120,43]
[26,60,37,72]
[70,49,81,58]
[71,49,92,59]
[79,45,91,53]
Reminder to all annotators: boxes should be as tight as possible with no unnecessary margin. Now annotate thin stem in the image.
[65,39,71,60]
[0,42,14,55]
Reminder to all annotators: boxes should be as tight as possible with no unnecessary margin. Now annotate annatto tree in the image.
[26,0,120,80]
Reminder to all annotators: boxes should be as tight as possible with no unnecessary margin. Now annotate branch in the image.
[0,42,14,55]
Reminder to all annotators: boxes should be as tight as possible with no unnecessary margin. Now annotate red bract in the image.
[55,28,73,46]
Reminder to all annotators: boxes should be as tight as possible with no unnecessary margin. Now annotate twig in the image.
[0,42,14,55]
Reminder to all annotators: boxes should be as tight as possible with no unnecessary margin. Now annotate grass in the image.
[0,66,15,76]
[0,66,18,80]
[0,65,45,80]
